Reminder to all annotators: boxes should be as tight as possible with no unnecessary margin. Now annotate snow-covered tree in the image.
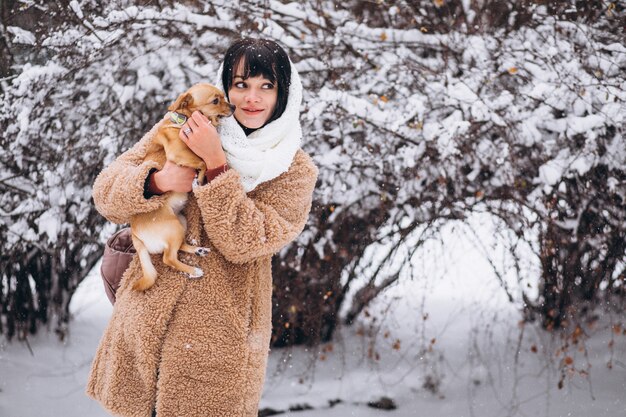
[0,0,623,344]
[270,0,625,344]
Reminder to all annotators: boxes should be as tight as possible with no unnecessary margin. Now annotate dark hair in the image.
[222,38,291,126]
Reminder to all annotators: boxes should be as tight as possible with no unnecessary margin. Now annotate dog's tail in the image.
[131,234,158,291]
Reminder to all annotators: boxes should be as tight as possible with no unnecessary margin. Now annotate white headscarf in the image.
[214,60,302,192]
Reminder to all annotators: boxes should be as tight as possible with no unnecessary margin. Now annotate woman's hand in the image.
[180,111,227,169]
[153,161,197,193]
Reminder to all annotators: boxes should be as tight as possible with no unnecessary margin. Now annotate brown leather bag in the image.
[100,227,135,305]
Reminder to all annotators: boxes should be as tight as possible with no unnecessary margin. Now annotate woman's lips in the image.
[242,108,263,115]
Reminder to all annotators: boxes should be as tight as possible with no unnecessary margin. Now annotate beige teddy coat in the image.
[86,119,318,417]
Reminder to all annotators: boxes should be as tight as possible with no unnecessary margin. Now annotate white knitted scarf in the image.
[214,61,302,192]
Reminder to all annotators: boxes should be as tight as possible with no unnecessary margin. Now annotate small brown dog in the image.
[130,83,234,291]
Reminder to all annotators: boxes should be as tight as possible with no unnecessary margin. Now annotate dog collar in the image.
[170,112,187,126]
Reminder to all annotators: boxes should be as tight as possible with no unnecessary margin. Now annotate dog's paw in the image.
[133,276,155,291]
[196,247,210,256]
[187,268,203,279]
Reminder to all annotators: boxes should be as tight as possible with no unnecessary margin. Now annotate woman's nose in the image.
[245,90,261,102]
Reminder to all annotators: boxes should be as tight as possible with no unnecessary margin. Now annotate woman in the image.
[86,38,318,417]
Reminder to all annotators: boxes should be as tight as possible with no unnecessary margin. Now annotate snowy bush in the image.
[269,0,625,343]
[0,1,624,344]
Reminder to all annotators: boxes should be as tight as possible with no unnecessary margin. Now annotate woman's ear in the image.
[168,92,193,112]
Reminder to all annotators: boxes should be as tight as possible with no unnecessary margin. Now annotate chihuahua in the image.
[130,83,234,291]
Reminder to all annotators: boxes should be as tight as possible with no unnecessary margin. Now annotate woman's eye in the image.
[212,98,219,104]
[262,83,274,89]
[234,82,246,88]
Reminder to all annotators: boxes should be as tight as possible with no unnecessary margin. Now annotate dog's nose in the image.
[229,104,236,112]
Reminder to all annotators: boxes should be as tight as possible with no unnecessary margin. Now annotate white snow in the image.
[36,207,62,244]
[6,26,36,45]
[69,0,84,19]
[1,213,624,417]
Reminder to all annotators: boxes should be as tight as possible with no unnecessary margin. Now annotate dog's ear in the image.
[168,92,193,112]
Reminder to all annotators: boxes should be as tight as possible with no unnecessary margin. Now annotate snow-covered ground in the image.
[1,214,624,417]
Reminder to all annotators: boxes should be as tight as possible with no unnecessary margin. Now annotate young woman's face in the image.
[228,61,278,129]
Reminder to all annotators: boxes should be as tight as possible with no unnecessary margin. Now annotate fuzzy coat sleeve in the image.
[193,150,318,264]
[92,119,169,225]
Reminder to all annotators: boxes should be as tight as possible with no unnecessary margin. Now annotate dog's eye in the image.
[212,98,219,105]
